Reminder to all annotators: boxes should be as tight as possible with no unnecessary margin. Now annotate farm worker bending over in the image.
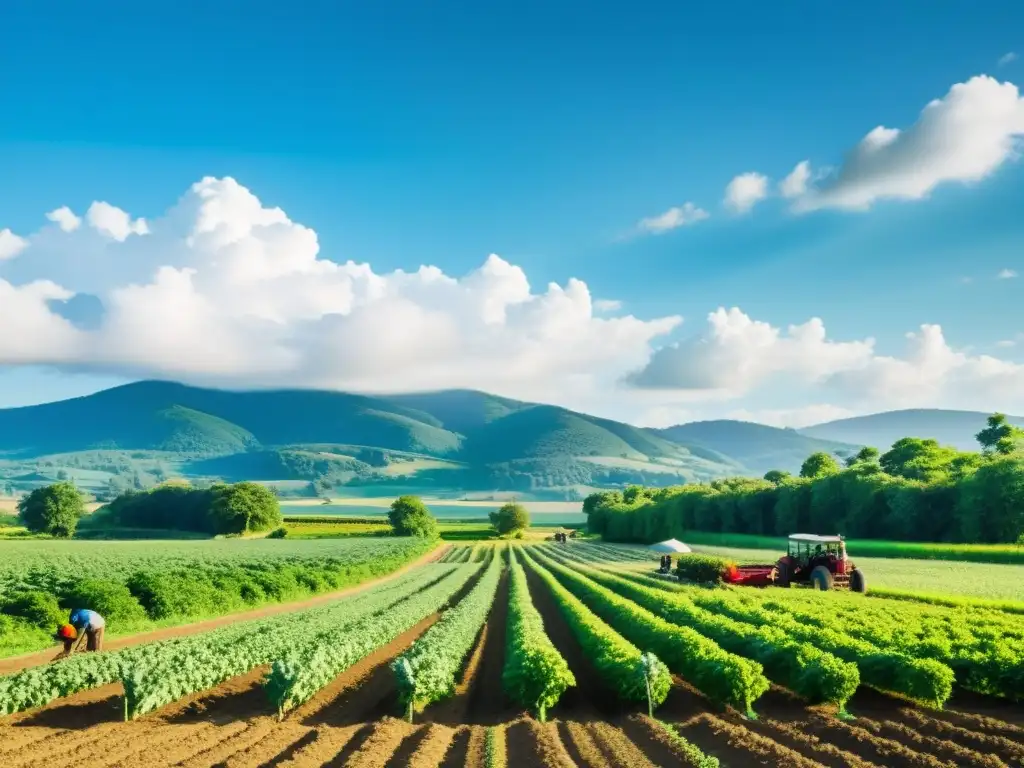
[68,608,106,653]
[52,623,78,660]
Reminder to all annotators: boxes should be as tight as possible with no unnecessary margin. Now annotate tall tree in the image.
[844,446,880,468]
[17,482,85,538]
[975,413,1024,456]
[799,452,841,479]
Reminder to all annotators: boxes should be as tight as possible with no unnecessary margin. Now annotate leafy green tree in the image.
[209,482,282,534]
[799,452,841,479]
[844,446,880,467]
[388,495,439,537]
[880,438,962,482]
[490,501,530,536]
[975,413,1024,456]
[17,481,85,537]
[762,470,790,484]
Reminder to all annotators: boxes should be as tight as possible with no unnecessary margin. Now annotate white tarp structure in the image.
[647,538,692,554]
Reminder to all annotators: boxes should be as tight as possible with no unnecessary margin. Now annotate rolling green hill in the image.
[656,420,859,477]
[799,409,1024,452]
[8,382,996,500]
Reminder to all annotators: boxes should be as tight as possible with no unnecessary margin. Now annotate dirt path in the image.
[0,543,450,677]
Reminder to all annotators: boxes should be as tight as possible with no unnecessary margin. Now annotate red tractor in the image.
[726,533,867,593]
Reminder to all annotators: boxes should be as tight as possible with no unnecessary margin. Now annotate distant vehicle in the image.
[725,533,867,593]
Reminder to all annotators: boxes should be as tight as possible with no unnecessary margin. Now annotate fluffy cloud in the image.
[997,268,1018,279]
[46,207,82,232]
[637,202,709,234]
[627,307,875,393]
[594,299,623,312]
[0,229,28,261]
[0,177,681,403]
[724,172,769,213]
[795,75,1024,211]
[779,161,811,198]
[626,306,1024,419]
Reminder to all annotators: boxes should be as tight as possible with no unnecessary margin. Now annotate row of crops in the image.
[536,542,1024,707]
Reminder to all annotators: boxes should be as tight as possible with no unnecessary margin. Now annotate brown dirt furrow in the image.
[676,713,826,768]
[427,570,510,726]
[528,718,577,768]
[79,723,210,768]
[18,722,169,768]
[802,714,954,768]
[857,717,1009,768]
[178,718,280,768]
[296,614,441,726]
[755,719,883,768]
[897,709,1024,766]
[587,721,657,768]
[7,684,124,728]
[9,722,125,768]
[905,706,1024,743]
[558,720,612,768]
[130,721,250,767]
[160,666,273,725]
[522,565,618,719]
[222,722,314,768]
[944,692,1024,728]
[463,724,489,768]
[619,715,711,768]
[437,726,471,768]
[340,717,418,768]
[0,726,69,757]
[273,724,362,768]
[0,544,450,677]
[404,723,458,768]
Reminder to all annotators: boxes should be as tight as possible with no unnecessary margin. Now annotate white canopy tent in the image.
[647,539,692,554]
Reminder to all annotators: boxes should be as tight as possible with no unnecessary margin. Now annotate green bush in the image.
[1,590,65,630]
[388,496,439,538]
[268,527,288,538]
[60,578,147,626]
[674,554,735,584]
[17,482,85,538]
[490,502,530,536]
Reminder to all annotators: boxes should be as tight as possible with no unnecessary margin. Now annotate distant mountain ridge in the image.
[798,409,1024,452]
[0,382,1012,496]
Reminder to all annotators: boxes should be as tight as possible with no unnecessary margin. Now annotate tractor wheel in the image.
[850,569,867,594]
[774,562,791,588]
[811,565,834,591]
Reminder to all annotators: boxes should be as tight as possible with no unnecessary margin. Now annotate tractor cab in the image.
[774,533,866,592]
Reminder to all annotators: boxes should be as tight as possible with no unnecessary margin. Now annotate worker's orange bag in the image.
[57,624,77,640]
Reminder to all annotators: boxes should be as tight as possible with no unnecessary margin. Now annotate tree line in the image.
[583,414,1024,544]
[17,480,282,538]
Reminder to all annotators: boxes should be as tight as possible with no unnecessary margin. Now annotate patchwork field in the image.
[2,540,1022,767]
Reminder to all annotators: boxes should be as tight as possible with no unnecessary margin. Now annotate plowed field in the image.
[3,543,1022,767]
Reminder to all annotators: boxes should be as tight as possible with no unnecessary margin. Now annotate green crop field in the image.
[0,536,434,659]
[3,541,1021,767]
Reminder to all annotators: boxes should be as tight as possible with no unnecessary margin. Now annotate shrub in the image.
[268,526,288,539]
[490,502,530,536]
[388,496,439,538]
[210,482,282,534]
[60,579,147,625]
[2,590,65,630]
[674,554,736,584]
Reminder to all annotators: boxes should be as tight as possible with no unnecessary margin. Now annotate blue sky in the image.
[1,1,1023,425]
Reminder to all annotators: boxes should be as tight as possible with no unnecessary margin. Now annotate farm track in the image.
[4,549,1022,767]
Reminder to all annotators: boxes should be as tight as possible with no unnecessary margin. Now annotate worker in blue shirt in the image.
[67,608,106,653]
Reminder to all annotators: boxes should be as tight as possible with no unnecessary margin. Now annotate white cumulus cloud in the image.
[724,172,769,213]
[997,268,1018,279]
[795,75,1024,212]
[594,299,623,312]
[86,202,150,241]
[637,202,709,234]
[0,177,682,404]
[0,229,29,261]
[779,161,811,198]
[46,206,82,232]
